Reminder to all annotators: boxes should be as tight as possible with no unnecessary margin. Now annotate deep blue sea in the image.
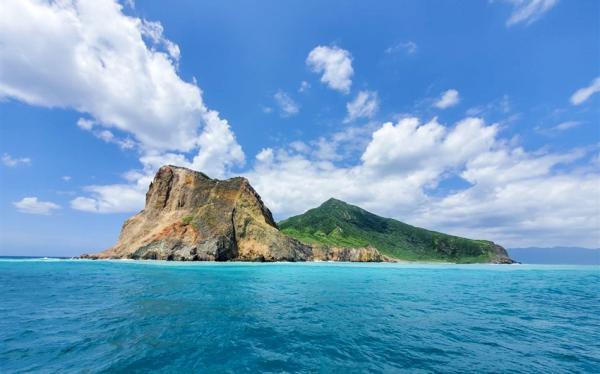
[1,259,599,373]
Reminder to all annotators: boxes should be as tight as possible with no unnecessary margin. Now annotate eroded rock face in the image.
[489,244,516,264]
[82,165,384,262]
[312,245,383,262]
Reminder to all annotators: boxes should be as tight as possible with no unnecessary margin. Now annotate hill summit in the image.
[279,198,514,263]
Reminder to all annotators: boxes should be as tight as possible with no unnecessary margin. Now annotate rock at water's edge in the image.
[82,165,385,262]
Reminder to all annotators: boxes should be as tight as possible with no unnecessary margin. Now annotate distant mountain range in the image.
[279,198,513,263]
[508,247,600,265]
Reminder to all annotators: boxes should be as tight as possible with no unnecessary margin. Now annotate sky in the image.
[0,0,599,256]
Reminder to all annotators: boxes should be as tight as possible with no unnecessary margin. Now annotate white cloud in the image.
[570,77,600,105]
[76,118,95,131]
[298,81,310,93]
[0,0,243,164]
[306,46,353,94]
[62,176,72,181]
[536,120,582,136]
[289,141,310,154]
[95,129,136,149]
[274,90,300,117]
[412,173,597,247]
[299,125,375,163]
[385,41,418,55]
[70,183,146,213]
[255,148,274,163]
[0,0,245,212]
[503,0,559,26]
[139,19,180,62]
[97,130,115,143]
[345,90,379,123]
[2,153,31,167]
[13,197,61,215]
[246,116,599,248]
[189,111,245,178]
[554,121,580,131]
[434,89,460,109]
[247,117,499,218]
[362,118,497,174]
[312,137,343,161]
[70,167,153,213]
[77,117,136,149]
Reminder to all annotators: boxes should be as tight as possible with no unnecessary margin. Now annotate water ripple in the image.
[0,261,599,373]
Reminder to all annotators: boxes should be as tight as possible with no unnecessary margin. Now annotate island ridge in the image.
[83,165,513,263]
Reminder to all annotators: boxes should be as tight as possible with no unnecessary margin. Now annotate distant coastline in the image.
[3,247,600,266]
[2,256,599,266]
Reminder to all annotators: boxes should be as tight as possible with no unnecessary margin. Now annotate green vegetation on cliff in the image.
[279,198,512,263]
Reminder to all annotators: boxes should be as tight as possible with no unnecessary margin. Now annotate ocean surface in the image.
[1,259,599,373]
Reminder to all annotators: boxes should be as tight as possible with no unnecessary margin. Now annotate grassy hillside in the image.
[279,198,509,263]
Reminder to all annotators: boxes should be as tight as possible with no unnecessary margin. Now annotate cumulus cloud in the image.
[1,0,190,151]
[345,91,379,123]
[0,0,243,157]
[2,153,31,167]
[570,77,600,105]
[13,197,61,215]
[412,147,594,246]
[362,118,497,175]
[503,0,559,26]
[70,182,147,213]
[139,19,180,62]
[255,148,274,163]
[306,46,353,94]
[434,89,460,109]
[246,116,599,248]
[274,90,300,117]
[248,117,500,217]
[0,0,244,212]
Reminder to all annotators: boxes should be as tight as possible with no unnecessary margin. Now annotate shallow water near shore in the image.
[1,259,599,373]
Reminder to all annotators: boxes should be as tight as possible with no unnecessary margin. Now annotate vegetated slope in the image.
[279,198,513,263]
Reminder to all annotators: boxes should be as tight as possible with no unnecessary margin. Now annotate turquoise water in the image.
[1,259,599,373]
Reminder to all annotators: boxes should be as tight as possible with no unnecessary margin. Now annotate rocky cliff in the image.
[82,165,383,262]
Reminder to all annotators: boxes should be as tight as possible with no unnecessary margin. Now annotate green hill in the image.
[279,198,513,263]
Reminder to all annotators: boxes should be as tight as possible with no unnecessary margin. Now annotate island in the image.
[82,165,514,263]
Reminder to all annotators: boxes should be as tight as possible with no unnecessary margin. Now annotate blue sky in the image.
[1,0,599,256]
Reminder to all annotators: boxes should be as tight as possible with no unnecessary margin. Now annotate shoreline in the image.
[2,256,599,268]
